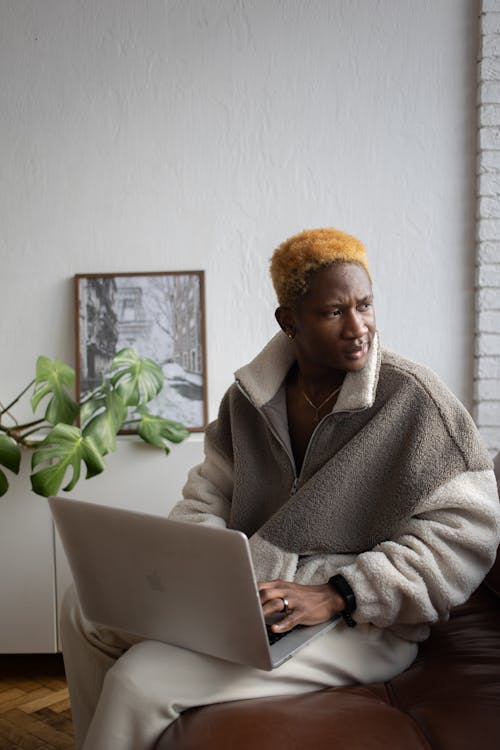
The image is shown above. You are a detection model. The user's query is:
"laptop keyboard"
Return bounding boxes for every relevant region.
[266,623,303,645]
[266,624,285,645]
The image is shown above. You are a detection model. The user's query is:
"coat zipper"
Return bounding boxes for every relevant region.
[235,379,338,498]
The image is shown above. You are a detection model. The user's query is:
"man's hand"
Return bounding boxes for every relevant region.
[258,579,345,633]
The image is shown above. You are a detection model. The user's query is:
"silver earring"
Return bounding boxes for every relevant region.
[288,333,294,340]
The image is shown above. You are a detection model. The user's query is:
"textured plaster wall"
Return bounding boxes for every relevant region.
[0,0,481,651]
[1,0,477,418]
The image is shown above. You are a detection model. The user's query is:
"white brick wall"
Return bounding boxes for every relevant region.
[477,0,500,454]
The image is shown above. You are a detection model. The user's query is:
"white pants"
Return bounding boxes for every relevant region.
[60,586,418,750]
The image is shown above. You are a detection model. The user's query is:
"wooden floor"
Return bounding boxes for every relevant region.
[0,655,75,750]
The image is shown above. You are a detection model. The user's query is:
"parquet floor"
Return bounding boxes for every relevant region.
[0,655,75,750]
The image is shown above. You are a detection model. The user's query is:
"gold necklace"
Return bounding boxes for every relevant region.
[300,383,342,424]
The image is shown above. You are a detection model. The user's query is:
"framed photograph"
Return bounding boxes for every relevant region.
[75,271,207,431]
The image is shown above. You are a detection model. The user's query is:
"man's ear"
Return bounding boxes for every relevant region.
[275,306,295,338]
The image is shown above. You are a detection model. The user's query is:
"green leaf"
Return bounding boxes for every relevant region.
[0,436,21,498]
[0,470,8,497]
[31,356,79,425]
[30,424,104,497]
[0,435,21,474]
[136,406,189,454]
[80,380,127,454]
[109,349,164,407]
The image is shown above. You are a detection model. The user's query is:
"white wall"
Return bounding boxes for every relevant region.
[1,0,477,417]
[0,0,479,652]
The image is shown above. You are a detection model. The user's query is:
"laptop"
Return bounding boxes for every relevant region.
[49,495,339,671]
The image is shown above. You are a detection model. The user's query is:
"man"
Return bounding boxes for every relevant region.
[61,228,500,749]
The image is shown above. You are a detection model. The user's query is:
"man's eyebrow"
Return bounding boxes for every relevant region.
[323,294,373,306]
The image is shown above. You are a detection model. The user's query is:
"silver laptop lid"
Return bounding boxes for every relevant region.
[50,496,339,671]
[50,496,275,669]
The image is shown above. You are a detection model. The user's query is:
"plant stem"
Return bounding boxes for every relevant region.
[0,379,36,418]
[10,417,46,432]
[18,424,49,441]
[0,419,47,443]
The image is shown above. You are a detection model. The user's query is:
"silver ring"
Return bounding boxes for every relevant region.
[281,596,291,616]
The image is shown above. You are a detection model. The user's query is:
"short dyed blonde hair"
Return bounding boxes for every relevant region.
[270,227,370,307]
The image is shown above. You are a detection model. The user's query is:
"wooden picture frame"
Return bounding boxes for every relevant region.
[75,271,207,432]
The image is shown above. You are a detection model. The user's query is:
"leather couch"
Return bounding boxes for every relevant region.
[156,455,500,750]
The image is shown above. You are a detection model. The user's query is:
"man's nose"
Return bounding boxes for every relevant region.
[343,309,367,338]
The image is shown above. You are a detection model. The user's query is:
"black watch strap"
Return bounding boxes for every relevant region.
[328,574,357,628]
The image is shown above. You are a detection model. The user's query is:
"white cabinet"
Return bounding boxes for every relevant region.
[0,450,58,652]
[0,435,204,653]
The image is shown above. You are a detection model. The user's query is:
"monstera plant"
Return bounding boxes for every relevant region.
[0,348,189,498]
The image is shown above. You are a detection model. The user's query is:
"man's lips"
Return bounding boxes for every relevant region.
[344,340,369,359]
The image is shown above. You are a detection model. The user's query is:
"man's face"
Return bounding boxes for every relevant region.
[284,263,376,374]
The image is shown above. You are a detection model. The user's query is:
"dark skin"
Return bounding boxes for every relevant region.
[258,262,376,633]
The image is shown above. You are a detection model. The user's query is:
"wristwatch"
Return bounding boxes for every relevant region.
[328,574,357,628]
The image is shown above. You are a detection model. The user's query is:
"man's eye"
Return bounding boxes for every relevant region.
[358,303,371,311]
[327,309,341,318]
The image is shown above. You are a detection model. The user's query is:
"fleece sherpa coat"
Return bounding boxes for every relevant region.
[170,332,500,642]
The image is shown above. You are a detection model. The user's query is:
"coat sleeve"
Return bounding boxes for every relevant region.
[336,468,500,636]
[168,393,234,527]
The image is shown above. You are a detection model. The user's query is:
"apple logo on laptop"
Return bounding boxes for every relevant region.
[146,570,166,592]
